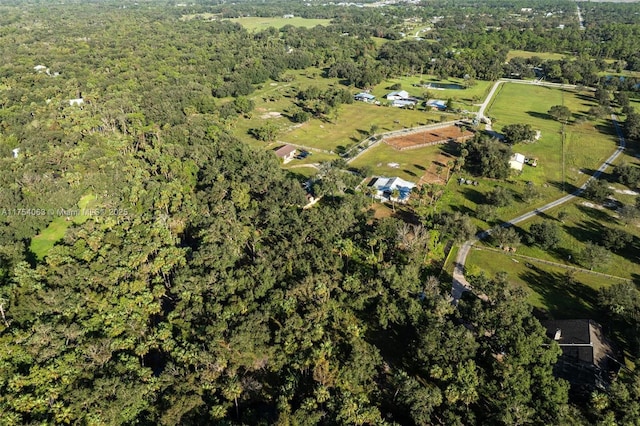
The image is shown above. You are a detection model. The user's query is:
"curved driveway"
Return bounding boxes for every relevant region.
[451,112,627,303]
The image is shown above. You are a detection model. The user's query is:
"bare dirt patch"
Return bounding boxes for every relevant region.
[417,149,457,186]
[385,125,474,150]
[261,111,282,119]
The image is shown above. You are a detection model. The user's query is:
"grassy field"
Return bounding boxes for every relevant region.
[436,83,621,230]
[488,84,618,186]
[349,142,454,183]
[232,72,484,158]
[281,103,450,153]
[30,194,94,259]
[506,50,570,62]
[228,17,331,31]
[465,247,624,321]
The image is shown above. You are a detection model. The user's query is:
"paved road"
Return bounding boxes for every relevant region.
[577,4,585,30]
[451,112,627,304]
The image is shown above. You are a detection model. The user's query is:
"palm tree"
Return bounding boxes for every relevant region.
[390,188,401,212]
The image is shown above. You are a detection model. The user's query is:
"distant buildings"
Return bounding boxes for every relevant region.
[391,99,416,108]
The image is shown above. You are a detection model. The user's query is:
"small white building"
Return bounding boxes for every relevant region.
[69,98,84,106]
[275,144,297,164]
[509,153,526,171]
[11,148,20,158]
[34,65,47,72]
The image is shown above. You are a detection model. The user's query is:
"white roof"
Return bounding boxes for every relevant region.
[355,92,376,99]
[386,90,409,99]
[511,153,525,164]
[370,176,416,200]
[509,153,526,170]
[69,98,84,106]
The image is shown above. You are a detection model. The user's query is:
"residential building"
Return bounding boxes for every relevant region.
[354,92,376,103]
[368,176,416,201]
[542,319,620,391]
[274,144,297,164]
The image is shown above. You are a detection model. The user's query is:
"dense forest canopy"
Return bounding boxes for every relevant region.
[1,0,640,424]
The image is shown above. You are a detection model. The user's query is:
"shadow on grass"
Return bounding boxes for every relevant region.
[520,264,600,319]
[461,187,485,205]
[450,205,474,216]
[564,218,606,245]
[403,169,417,177]
[575,204,615,223]
[548,180,583,196]
[526,110,553,121]
[414,164,426,171]
[595,123,618,137]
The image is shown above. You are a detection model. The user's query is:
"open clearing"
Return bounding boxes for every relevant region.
[280,103,451,152]
[30,194,95,259]
[228,17,331,31]
[506,50,570,62]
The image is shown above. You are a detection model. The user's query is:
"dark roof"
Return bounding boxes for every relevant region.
[541,319,613,369]
[274,144,296,158]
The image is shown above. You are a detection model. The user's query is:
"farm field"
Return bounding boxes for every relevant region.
[230,69,460,154]
[384,125,473,150]
[487,84,618,187]
[228,16,332,31]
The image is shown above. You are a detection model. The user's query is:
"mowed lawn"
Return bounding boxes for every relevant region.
[437,83,621,229]
[465,248,622,321]
[349,142,452,183]
[228,17,331,31]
